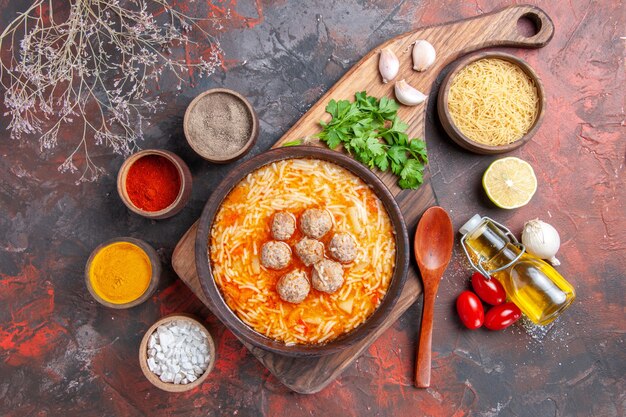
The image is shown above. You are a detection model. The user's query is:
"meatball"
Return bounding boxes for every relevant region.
[300,208,333,239]
[271,212,296,241]
[311,259,344,294]
[328,233,358,263]
[276,270,310,304]
[294,237,324,266]
[261,241,291,270]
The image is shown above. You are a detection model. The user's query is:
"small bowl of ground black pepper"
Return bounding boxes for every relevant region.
[117,149,192,219]
[183,88,258,163]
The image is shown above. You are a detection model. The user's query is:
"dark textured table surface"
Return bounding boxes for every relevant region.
[1,1,624,416]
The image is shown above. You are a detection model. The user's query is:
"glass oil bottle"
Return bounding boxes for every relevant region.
[460,215,575,325]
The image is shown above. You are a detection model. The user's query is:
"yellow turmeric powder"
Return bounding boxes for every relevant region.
[89,242,152,304]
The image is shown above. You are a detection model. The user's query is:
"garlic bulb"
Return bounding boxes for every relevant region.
[522,219,561,266]
[412,40,436,71]
[394,79,427,106]
[378,48,399,83]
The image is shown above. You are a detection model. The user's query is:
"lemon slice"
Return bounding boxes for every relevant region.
[482,157,537,209]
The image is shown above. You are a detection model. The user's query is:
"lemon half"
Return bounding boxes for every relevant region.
[482,157,537,209]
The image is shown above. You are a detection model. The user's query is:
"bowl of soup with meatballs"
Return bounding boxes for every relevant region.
[195,146,409,356]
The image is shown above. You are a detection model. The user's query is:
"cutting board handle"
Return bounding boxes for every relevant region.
[393,5,555,57]
[476,4,554,48]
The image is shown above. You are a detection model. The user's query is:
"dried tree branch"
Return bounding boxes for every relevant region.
[1,0,223,183]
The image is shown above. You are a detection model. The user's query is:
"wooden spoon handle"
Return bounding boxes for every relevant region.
[415,288,438,388]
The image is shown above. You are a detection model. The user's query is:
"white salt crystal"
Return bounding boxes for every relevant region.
[145,320,211,386]
[159,330,175,350]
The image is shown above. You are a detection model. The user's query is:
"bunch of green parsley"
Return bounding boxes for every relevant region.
[316,91,428,190]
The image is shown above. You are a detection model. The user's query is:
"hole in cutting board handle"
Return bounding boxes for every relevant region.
[517,12,542,38]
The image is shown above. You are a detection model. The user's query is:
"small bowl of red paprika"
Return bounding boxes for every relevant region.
[117,149,192,219]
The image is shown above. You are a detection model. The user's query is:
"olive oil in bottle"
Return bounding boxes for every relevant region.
[460,215,575,325]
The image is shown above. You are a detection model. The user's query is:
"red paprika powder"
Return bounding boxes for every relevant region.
[125,155,181,212]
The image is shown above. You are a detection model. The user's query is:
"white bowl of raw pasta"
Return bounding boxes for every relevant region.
[195,147,409,356]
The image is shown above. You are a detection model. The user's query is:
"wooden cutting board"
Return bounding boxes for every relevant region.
[172,4,554,394]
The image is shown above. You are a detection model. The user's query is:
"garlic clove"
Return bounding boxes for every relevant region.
[379,48,399,83]
[521,219,562,266]
[412,40,436,72]
[394,79,427,106]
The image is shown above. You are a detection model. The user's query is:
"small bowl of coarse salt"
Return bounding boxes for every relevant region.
[139,314,216,392]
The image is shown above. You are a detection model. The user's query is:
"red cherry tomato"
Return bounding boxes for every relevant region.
[456,291,484,329]
[484,302,522,330]
[471,272,506,305]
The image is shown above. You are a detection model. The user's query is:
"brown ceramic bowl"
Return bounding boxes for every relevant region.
[183,88,259,163]
[437,51,546,154]
[117,149,192,219]
[194,146,410,357]
[139,314,216,392]
[85,237,161,309]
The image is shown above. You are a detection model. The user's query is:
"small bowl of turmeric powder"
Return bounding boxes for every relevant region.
[85,237,161,309]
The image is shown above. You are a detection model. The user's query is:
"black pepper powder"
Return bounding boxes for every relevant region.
[186,92,253,159]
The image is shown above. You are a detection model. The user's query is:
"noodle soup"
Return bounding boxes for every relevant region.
[209,158,396,345]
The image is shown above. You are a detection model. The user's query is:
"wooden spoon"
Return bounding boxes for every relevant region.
[414,206,454,388]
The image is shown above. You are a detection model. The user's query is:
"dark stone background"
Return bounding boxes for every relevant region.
[0,1,624,416]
